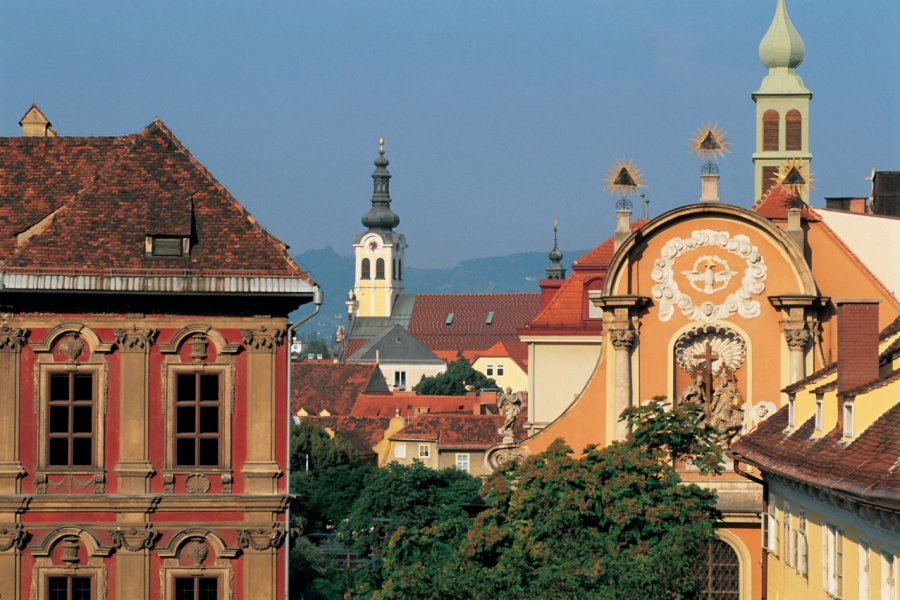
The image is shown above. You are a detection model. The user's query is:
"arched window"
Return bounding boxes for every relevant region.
[763,110,779,151]
[398,259,402,281]
[693,538,741,599]
[361,258,371,280]
[375,258,385,280]
[786,110,802,151]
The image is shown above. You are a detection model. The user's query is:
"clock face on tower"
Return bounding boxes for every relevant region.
[367,238,380,252]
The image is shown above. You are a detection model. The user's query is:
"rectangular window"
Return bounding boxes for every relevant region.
[418,444,430,458]
[883,553,896,600]
[788,395,795,427]
[859,543,870,600]
[394,443,406,459]
[763,502,778,555]
[496,364,504,377]
[393,371,406,391]
[47,575,91,600]
[151,237,185,257]
[823,524,843,597]
[783,502,793,568]
[843,402,854,438]
[456,454,469,473]
[47,372,95,467]
[486,365,494,376]
[798,515,808,577]
[815,395,823,431]
[174,576,218,600]
[175,373,221,467]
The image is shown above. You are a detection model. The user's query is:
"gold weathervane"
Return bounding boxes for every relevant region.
[603,159,645,197]
[378,137,385,151]
[773,159,814,195]
[690,123,730,160]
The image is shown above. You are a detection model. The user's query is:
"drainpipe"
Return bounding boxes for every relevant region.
[285,286,323,600]
[734,458,767,600]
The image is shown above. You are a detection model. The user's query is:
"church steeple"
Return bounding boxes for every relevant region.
[545,218,565,280]
[361,138,400,232]
[352,138,407,319]
[752,0,812,202]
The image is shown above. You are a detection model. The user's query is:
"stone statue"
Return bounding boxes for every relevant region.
[678,367,707,407]
[708,367,744,442]
[497,387,522,441]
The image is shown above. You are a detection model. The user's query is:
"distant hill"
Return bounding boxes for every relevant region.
[292,246,588,338]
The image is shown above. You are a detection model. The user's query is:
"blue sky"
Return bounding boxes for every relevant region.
[1,1,897,268]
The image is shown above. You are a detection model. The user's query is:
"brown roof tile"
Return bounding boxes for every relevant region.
[752,183,822,222]
[390,413,525,449]
[291,361,386,416]
[303,415,391,453]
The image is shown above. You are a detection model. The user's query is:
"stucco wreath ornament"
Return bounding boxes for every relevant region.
[651,230,767,323]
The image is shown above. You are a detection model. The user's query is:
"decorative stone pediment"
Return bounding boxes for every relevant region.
[236,524,285,551]
[30,324,114,354]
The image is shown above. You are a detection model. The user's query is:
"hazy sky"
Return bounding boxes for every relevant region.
[1,1,897,268]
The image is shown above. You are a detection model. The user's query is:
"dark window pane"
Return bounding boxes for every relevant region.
[73,406,92,433]
[177,438,196,466]
[199,407,218,434]
[177,407,196,434]
[199,577,218,599]
[50,374,69,401]
[48,576,67,599]
[72,576,91,600]
[199,438,219,466]
[49,438,69,466]
[72,438,92,466]
[73,374,92,401]
[199,374,219,401]
[49,406,69,433]
[175,577,194,599]
[177,374,196,401]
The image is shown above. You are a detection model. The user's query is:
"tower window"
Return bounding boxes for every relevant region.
[375,258,385,280]
[763,110,779,151]
[786,110,802,151]
[762,166,778,195]
[398,259,402,281]
[361,258,371,280]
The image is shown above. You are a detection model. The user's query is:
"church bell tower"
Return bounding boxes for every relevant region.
[752,0,812,202]
[352,138,407,318]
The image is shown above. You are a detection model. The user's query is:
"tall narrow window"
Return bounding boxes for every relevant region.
[48,373,94,467]
[361,258,371,280]
[375,258,385,280]
[788,395,795,427]
[784,502,793,568]
[175,373,221,467]
[823,524,843,597]
[394,371,407,391]
[785,110,802,151]
[763,109,780,151]
[762,166,779,195]
[843,402,854,438]
[859,542,870,600]
[815,395,823,431]
[48,575,92,600]
[798,515,808,577]
[174,576,218,600]
[397,259,402,281]
[763,502,778,554]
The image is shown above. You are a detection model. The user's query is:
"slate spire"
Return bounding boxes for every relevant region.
[361,137,400,232]
[545,218,566,280]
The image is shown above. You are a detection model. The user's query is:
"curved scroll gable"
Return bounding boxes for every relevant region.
[601,203,817,299]
[29,526,113,558]
[156,528,240,560]
[157,325,241,355]
[30,324,114,354]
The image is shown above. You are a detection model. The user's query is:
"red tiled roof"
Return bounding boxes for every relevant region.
[751,183,821,222]
[524,222,646,334]
[732,403,900,510]
[291,361,384,416]
[0,120,310,280]
[408,293,539,352]
[350,391,482,419]
[390,413,526,449]
[303,415,391,453]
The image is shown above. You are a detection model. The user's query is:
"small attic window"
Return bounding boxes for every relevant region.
[147,236,188,257]
[485,311,495,325]
[445,313,455,326]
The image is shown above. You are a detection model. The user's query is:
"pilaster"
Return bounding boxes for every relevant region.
[110,524,158,600]
[114,328,157,493]
[0,325,27,494]
[240,327,284,494]
[770,295,826,386]
[238,524,284,600]
[0,523,27,600]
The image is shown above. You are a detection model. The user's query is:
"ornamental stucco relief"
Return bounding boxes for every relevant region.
[651,229,767,323]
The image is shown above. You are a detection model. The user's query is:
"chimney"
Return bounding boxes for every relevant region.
[785,206,805,249]
[836,300,880,394]
[19,104,57,137]
[699,171,719,202]
[614,207,631,250]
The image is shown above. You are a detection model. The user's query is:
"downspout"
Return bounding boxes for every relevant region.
[285,286,323,600]
[734,457,767,600]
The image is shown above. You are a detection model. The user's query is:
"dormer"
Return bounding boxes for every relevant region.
[19,104,57,137]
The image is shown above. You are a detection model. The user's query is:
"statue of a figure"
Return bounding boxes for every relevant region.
[678,367,707,407]
[497,387,522,440]
[708,367,744,442]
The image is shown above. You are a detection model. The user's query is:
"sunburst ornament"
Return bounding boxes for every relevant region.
[690,123,730,160]
[773,160,814,196]
[604,159,645,200]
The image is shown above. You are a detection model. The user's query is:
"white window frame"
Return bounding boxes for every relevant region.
[783,502,793,569]
[496,364,504,377]
[859,542,870,600]
[815,395,824,431]
[797,515,808,577]
[788,394,795,427]
[393,443,407,459]
[418,444,430,459]
[455,453,469,473]
[763,502,778,555]
[843,402,854,438]
[485,364,493,376]
[823,524,843,598]
[394,370,407,391]
[882,552,896,600]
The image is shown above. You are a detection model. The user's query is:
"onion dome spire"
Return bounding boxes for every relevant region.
[361,137,400,232]
[545,218,566,280]
[756,0,809,94]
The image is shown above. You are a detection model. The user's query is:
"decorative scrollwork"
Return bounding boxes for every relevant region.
[485,442,529,472]
[237,524,285,551]
[114,328,157,352]
[0,524,28,552]
[58,333,84,362]
[221,473,233,494]
[109,525,159,552]
[609,328,636,350]
[182,539,209,565]
[784,327,810,351]
[675,325,747,374]
[0,324,28,352]
[185,473,211,494]
[163,474,175,494]
[240,327,285,353]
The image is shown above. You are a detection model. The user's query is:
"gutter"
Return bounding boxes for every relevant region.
[284,286,323,600]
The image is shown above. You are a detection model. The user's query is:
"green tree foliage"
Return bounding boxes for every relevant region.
[376,398,723,599]
[413,355,497,395]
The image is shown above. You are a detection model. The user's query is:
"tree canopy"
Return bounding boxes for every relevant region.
[413,355,497,395]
